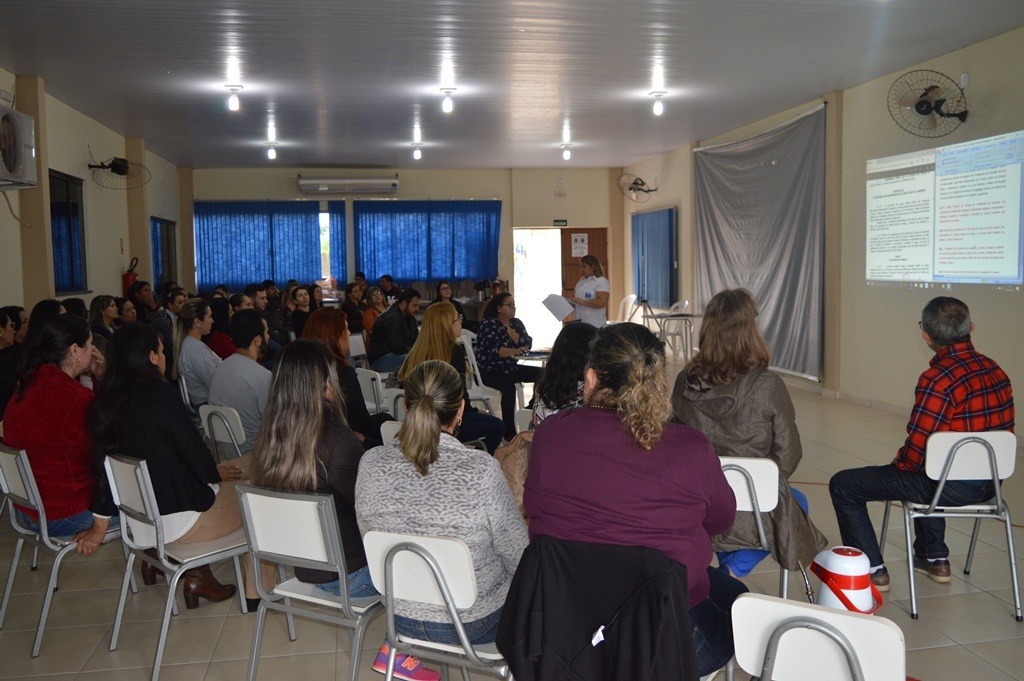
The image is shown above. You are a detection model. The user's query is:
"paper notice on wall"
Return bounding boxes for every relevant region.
[571,233,588,256]
[542,294,575,321]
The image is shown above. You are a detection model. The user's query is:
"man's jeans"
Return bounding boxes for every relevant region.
[371,353,407,373]
[830,463,994,566]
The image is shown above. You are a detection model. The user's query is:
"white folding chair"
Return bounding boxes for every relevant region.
[356,367,387,415]
[730,593,905,681]
[514,409,533,434]
[608,293,637,324]
[176,376,194,412]
[720,457,789,598]
[460,330,500,415]
[662,299,690,356]
[878,431,1021,621]
[104,454,249,681]
[198,404,246,461]
[348,332,369,368]
[235,485,383,681]
[363,531,512,680]
[380,420,402,443]
[0,445,126,657]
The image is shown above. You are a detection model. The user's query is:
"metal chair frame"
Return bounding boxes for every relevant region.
[877,432,1021,620]
[721,458,789,598]
[0,445,128,657]
[364,532,512,680]
[198,404,245,461]
[104,453,248,681]
[235,484,383,681]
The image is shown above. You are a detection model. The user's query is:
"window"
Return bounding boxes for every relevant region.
[353,200,500,280]
[151,217,177,289]
[631,207,677,308]
[194,201,346,290]
[50,170,87,294]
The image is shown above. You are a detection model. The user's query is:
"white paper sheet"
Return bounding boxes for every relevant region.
[542,294,575,321]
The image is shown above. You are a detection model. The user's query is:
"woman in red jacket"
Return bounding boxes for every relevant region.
[2,314,112,555]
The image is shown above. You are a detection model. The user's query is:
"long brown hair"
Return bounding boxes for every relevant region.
[399,360,464,476]
[684,289,770,385]
[397,302,459,382]
[585,322,670,450]
[250,340,347,491]
[301,307,350,367]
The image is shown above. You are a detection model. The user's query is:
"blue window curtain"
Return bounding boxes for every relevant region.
[327,201,347,282]
[631,207,677,308]
[353,200,500,281]
[150,218,165,286]
[194,201,321,291]
[50,172,86,293]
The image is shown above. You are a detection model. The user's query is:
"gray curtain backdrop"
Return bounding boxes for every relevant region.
[693,106,825,379]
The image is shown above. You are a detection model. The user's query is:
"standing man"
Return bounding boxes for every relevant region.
[367,288,421,373]
[149,288,187,371]
[830,297,1014,591]
[208,310,272,454]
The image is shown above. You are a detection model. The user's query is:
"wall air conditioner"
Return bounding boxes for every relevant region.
[297,177,399,195]
[0,105,37,191]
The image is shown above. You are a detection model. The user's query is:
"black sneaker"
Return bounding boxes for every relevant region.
[913,557,952,583]
[870,567,890,592]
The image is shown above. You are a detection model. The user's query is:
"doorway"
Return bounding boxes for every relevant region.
[513,227,609,350]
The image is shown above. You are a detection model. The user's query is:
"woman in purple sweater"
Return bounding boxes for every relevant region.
[524,322,746,677]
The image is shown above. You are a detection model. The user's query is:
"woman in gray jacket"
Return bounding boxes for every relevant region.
[671,289,827,576]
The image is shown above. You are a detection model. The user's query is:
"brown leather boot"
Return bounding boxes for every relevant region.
[140,548,161,586]
[182,565,237,609]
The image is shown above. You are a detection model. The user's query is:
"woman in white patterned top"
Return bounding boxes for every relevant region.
[355,360,528,645]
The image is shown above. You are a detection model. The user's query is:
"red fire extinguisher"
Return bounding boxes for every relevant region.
[122,257,139,296]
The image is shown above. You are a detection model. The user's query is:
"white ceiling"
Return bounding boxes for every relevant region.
[1,0,1022,170]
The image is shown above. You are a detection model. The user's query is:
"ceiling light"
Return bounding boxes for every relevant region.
[265,143,277,160]
[650,91,666,116]
[413,124,422,144]
[561,144,572,161]
[441,88,456,114]
[412,143,423,160]
[562,121,571,145]
[226,85,243,111]
[267,122,277,142]
[650,91,667,116]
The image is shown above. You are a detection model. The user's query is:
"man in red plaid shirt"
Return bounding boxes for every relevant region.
[830,297,1014,591]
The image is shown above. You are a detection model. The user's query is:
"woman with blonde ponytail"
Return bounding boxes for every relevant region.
[356,360,528,647]
[172,297,220,406]
[525,322,746,677]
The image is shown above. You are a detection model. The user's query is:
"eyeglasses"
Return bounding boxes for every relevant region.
[917,321,924,329]
[502,302,516,308]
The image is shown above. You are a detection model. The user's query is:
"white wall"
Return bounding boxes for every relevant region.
[839,26,1024,410]
[622,25,1024,411]
[46,95,130,300]
[0,66,24,305]
[0,69,180,308]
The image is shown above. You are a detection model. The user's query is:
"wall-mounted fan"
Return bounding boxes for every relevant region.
[88,156,152,189]
[887,70,968,138]
[617,173,657,203]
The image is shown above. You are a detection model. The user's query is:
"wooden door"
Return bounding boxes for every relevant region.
[560,228,609,320]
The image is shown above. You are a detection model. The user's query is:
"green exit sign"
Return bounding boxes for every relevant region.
[553,219,568,226]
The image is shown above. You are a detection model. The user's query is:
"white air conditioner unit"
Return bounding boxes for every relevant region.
[0,105,37,191]
[297,177,399,195]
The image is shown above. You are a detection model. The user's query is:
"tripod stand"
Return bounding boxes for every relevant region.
[626,254,655,325]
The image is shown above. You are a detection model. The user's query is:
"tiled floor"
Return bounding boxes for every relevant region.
[1,368,1023,680]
